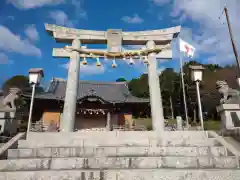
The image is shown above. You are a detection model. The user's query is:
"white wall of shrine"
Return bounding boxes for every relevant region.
[74,115,106,130]
[74,113,119,130]
[40,110,127,131]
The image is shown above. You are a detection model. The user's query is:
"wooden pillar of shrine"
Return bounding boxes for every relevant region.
[106,112,111,131]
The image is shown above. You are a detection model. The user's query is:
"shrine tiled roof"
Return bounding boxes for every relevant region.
[22,78,149,104]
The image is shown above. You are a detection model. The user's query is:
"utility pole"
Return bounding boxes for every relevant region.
[224,6,240,78]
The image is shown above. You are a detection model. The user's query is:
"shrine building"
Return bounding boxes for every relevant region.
[21,78,150,131]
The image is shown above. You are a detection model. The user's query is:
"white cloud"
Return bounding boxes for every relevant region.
[0,52,9,64]
[0,16,15,24]
[152,0,171,5]
[0,25,41,57]
[122,14,144,24]
[24,25,39,42]
[49,10,74,27]
[61,62,105,75]
[152,0,240,65]
[8,0,65,9]
[71,0,87,19]
[7,16,15,20]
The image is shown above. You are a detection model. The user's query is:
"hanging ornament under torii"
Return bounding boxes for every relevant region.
[129,55,135,65]
[81,45,88,65]
[104,54,108,61]
[112,57,117,68]
[96,57,102,67]
[143,56,149,64]
[138,52,142,61]
[82,55,87,65]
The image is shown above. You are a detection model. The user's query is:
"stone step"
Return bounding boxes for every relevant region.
[0,156,239,171]
[1,169,240,180]
[8,146,227,159]
[17,138,220,148]
[26,131,209,141]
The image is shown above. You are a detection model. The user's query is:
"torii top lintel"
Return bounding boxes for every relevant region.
[45,24,181,45]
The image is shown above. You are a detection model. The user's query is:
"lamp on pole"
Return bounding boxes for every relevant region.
[27,68,44,132]
[189,65,205,130]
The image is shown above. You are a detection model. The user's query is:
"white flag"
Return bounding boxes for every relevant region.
[179,38,196,58]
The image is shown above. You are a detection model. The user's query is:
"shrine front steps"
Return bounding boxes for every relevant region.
[18,131,215,148]
[17,138,220,148]
[1,131,240,179]
[25,131,209,141]
[2,146,238,173]
[8,146,228,159]
[1,169,240,180]
[0,156,239,172]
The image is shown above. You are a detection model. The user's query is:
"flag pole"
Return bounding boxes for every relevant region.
[180,51,189,129]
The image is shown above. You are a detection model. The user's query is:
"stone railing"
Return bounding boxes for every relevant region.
[76,125,147,132]
[208,131,240,167]
[77,128,107,132]
[0,136,12,144]
[219,128,240,143]
[30,122,59,132]
[0,132,26,159]
[113,125,146,131]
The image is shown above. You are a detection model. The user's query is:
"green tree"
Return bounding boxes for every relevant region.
[181,60,225,122]
[116,77,127,82]
[160,68,179,118]
[128,74,149,98]
[2,75,29,95]
[2,75,45,95]
[127,60,239,122]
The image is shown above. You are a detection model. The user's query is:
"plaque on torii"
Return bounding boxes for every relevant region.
[45,23,181,132]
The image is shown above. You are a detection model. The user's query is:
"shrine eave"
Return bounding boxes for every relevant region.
[21,93,149,104]
[21,79,150,104]
[21,93,63,101]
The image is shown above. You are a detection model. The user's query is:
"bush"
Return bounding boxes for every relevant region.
[204,120,220,131]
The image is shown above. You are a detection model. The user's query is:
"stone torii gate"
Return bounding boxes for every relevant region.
[45,24,181,132]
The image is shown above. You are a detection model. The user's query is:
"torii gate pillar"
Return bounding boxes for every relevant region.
[147,41,165,132]
[60,39,81,132]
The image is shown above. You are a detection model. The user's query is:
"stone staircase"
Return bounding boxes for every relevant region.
[0,131,240,179]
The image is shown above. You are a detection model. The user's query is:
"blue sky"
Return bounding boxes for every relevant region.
[0,0,239,86]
